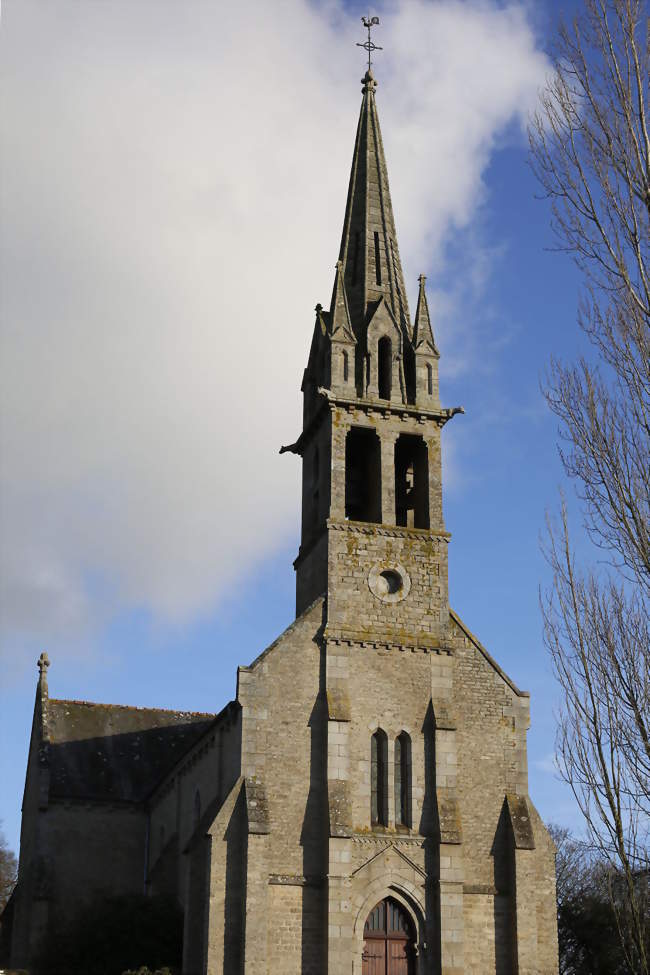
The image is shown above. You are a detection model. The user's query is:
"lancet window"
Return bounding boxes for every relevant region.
[371,729,388,826]
[395,732,412,828]
[378,336,392,400]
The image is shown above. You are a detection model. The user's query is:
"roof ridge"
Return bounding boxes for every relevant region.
[49,697,216,717]
[449,609,529,698]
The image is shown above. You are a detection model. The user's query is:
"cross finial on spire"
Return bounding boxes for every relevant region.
[357,15,382,73]
[38,651,50,679]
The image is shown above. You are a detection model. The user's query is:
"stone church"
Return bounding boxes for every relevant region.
[5,67,558,974]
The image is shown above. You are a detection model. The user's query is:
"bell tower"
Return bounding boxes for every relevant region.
[283,68,462,648]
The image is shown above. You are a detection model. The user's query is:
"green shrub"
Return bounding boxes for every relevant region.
[122,969,174,975]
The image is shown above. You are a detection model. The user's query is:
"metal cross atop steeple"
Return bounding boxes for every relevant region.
[357,15,382,72]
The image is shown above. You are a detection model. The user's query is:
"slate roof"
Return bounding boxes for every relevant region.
[46,699,216,803]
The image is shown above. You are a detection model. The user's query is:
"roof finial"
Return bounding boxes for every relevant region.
[357,15,382,74]
[38,651,50,680]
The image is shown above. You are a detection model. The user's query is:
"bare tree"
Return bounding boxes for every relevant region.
[529,0,649,970]
[543,512,649,968]
[0,826,17,913]
[550,823,648,974]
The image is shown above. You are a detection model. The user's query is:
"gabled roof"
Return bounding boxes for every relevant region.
[46,699,216,803]
[449,609,529,698]
[365,293,404,343]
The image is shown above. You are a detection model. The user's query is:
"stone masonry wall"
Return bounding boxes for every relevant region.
[234,598,328,972]
[171,582,558,975]
[327,523,449,648]
[38,803,145,931]
[296,401,446,617]
[10,725,43,967]
[148,710,241,906]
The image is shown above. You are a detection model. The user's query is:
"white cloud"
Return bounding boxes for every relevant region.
[0,0,548,650]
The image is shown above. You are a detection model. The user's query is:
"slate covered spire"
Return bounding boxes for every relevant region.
[338,69,411,337]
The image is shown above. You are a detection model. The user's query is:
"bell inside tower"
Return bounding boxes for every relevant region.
[395,435,429,529]
[345,427,382,523]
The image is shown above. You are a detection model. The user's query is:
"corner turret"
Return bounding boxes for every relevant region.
[413,274,440,406]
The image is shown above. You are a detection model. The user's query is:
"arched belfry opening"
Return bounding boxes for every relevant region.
[395,435,429,529]
[378,336,392,400]
[345,427,381,523]
[362,898,416,974]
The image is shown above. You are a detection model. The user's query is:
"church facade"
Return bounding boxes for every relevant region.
[6,68,558,975]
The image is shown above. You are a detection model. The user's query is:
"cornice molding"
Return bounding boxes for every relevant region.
[328,519,450,543]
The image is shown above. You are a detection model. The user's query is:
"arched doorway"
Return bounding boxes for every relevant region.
[362,897,415,974]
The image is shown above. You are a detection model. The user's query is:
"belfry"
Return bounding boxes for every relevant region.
[6,57,559,975]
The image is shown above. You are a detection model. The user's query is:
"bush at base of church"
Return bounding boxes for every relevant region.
[122,968,174,975]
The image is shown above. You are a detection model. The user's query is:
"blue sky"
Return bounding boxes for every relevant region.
[0,0,588,855]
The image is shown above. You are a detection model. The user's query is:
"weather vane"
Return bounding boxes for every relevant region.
[357,15,382,72]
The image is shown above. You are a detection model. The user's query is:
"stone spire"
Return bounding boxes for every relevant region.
[328,260,355,341]
[413,274,439,355]
[337,69,411,338]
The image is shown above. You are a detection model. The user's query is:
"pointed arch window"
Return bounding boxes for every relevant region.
[427,362,433,396]
[342,350,349,384]
[395,732,412,828]
[371,729,388,826]
[378,336,392,400]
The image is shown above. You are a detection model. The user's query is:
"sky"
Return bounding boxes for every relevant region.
[0,0,588,855]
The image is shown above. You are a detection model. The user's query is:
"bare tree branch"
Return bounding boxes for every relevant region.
[531,1,650,969]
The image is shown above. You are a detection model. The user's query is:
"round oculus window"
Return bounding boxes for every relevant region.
[368,563,411,603]
[378,570,402,595]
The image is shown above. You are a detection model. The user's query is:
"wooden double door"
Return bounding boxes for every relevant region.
[362,897,415,975]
